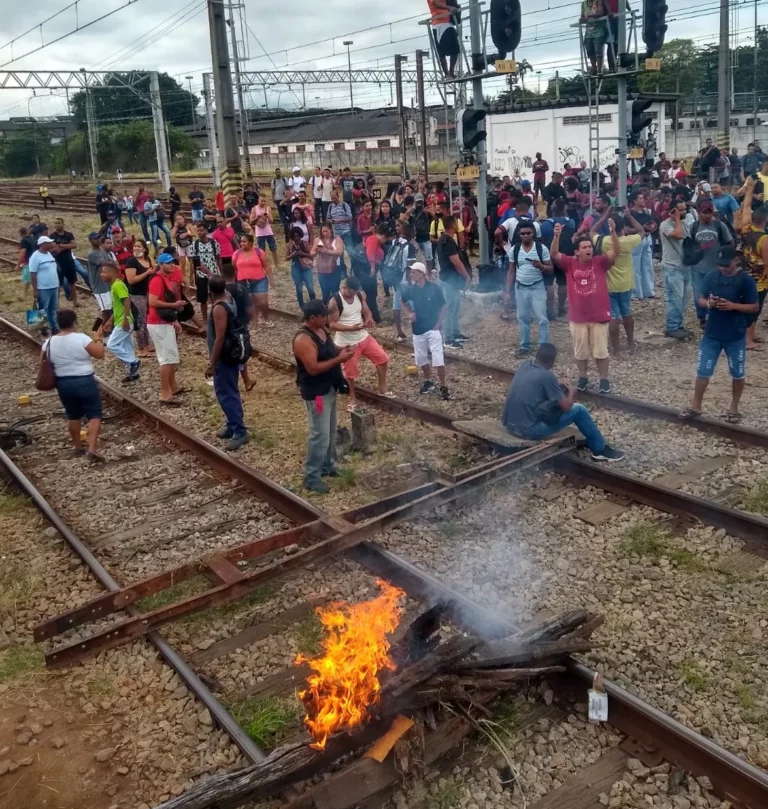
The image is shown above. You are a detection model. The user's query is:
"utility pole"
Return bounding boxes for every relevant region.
[343,41,354,112]
[208,0,243,197]
[717,0,731,154]
[202,73,221,186]
[416,49,429,182]
[616,2,628,205]
[185,75,196,127]
[555,70,561,100]
[81,68,98,180]
[395,54,408,181]
[468,0,488,263]
[227,1,251,179]
[754,0,758,141]
[150,71,171,192]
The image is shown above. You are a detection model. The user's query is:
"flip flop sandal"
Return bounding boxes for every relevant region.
[747,345,764,351]
[245,382,256,392]
[381,391,397,399]
[677,408,702,420]
[171,387,190,396]
[159,399,183,407]
[721,412,743,424]
[347,403,358,413]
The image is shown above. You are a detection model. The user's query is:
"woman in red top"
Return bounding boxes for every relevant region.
[215,189,225,215]
[233,232,273,327]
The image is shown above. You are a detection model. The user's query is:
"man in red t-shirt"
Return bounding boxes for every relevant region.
[361,227,389,324]
[147,253,186,404]
[532,153,549,203]
[551,224,615,393]
[211,215,238,263]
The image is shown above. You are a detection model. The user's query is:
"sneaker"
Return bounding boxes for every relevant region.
[225,432,249,451]
[664,329,689,340]
[322,468,340,478]
[598,378,611,394]
[304,478,330,494]
[576,377,589,392]
[445,341,464,349]
[129,359,141,376]
[591,444,625,462]
[455,333,470,341]
[440,385,452,400]
[216,426,233,439]
[122,372,140,383]
[420,380,436,395]
[516,347,532,359]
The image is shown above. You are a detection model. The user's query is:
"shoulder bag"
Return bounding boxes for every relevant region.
[35,338,56,391]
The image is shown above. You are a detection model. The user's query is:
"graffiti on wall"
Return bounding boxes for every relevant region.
[492,146,534,178]
[558,144,617,170]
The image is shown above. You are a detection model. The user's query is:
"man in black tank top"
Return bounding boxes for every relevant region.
[293,300,355,493]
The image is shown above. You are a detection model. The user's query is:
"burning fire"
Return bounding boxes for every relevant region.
[297,580,405,750]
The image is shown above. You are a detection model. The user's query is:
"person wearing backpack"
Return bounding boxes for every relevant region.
[495,202,542,321]
[207,276,250,451]
[540,200,576,320]
[502,223,553,358]
[688,201,733,330]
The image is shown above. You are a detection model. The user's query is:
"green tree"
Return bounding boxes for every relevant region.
[0,127,52,176]
[638,39,702,96]
[69,72,198,130]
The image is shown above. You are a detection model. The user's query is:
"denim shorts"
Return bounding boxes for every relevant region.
[609,290,632,319]
[245,277,269,294]
[257,235,277,252]
[392,283,403,311]
[696,334,746,380]
[55,374,103,420]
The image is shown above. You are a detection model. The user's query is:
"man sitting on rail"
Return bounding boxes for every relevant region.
[502,343,625,462]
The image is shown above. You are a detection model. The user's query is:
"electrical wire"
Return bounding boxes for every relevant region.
[0,1,81,52]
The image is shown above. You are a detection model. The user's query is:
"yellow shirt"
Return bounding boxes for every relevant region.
[39,186,48,197]
[598,233,641,293]
[430,218,465,243]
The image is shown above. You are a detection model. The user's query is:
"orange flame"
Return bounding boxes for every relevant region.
[297,580,405,750]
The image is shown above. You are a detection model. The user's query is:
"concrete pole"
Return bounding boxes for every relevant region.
[617,2,628,205]
[227,1,251,178]
[717,0,731,153]
[468,0,488,263]
[416,49,429,183]
[81,69,98,180]
[150,72,171,192]
[395,55,408,181]
[754,0,758,142]
[202,73,221,186]
[208,0,243,197]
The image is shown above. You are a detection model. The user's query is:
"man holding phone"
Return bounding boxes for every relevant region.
[679,246,758,424]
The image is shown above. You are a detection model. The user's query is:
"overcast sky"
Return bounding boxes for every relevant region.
[0,0,764,120]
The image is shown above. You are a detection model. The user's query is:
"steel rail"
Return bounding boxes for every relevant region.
[0,447,265,765]
[267,305,768,450]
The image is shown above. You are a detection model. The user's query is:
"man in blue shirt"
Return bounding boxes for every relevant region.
[502,223,553,358]
[710,183,740,225]
[680,246,759,424]
[28,236,60,334]
[502,342,624,461]
[539,199,576,320]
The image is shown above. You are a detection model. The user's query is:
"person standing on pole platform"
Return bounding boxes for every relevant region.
[428,0,460,78]
[293,300,355,494]
[580,0,606,75]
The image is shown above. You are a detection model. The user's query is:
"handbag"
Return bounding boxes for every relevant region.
[35,338,56,391]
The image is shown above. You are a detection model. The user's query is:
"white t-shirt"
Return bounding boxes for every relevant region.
[310,175,324,199]
[287,175,306,194]
[43,333,94,377]
[321,177,335,203]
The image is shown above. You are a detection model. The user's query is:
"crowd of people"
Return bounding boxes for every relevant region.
[19,143,768,482]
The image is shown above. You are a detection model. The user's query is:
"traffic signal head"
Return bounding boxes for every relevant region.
[642,0,668,56]
[490,0,521,60]
[627,99,654,145]
[456,108,487,152]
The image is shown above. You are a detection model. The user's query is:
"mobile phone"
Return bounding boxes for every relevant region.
[752,173,759,181]
[92,317,103,332]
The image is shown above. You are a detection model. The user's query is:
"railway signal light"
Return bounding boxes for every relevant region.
[642,0,668,56]
[627,98,654,146]
[490,0,521,60]
[456,108,487,152]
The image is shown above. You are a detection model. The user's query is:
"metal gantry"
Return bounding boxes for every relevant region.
[236,69,441,86]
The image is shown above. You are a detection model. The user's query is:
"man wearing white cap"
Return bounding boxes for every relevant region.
[29,236,60,333]
[287,166,306,196]
[399,261,451,400]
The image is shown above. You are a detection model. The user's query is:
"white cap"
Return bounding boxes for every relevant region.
[292,165,301,172]
[37,235,54,245]
[701,182,712,192]
[409,261,427,274]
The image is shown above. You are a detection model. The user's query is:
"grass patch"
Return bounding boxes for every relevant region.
[489,694,530,738]
[0,491,29,515]
[741,479,768,515]
[421,782,462,809]
[0,562,40,618]
[137,577,209,613]
[620,522,706,570]
[250,429,276,449]
[0,645,45,684]
[86,673,116,697]
[294,612,324,656]
[435,518,462,540]
[378,431,412,452]
[190,584,278,626]
[737,685,757,711]
[228,695,301,748]
[335,467,357,490]
[205,404,222,428]
[678,658,710,692]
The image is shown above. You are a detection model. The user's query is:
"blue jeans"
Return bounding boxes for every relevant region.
[515,281,549,349]
[191,208,204,222]
[318,269,342,304]
[126,209,135,224]
[691,271,709,322]
[75,258,89,286]
[516,402,606,453]
[37,287,59,334]
[138,213,150,242]
[106,325,137,371]
[214,362,246,437]
[632,237,654,298]
[304,390,337,485]
[150,220,172,247]
[697,335,746,380]
[291,261,316,308]
[441,282,462,343]
[663,264,691,332]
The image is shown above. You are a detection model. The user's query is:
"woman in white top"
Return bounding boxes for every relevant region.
[312,222,345,304]
[42,309,106,461]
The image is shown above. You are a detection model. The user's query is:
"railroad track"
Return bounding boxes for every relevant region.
[0,314,766,808]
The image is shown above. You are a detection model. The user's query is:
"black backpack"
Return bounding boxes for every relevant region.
[213,300,252,366]
[512,240,545,268]
[333,290,364,315]
[682,220,729,266]
[593,234,607,255]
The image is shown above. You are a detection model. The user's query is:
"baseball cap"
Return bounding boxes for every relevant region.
[717,245,737,266]
[292,165,301,172]
[698,200,715,213]
[521,179,531,187]
[701,182,712,193]
[409,261,427,274]
[414,193,425,202]
[87,231,101,241]
[37,235,54,245]
[157,253,174,265]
